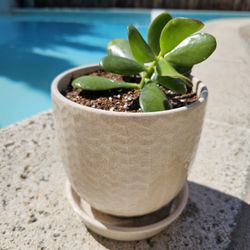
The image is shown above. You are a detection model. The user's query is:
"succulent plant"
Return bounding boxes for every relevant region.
[72,12,216,112]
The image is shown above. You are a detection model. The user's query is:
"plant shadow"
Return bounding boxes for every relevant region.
[0,20,106,94]
[88,181,250,250]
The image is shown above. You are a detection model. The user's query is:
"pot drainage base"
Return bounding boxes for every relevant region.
[66,181,188,241]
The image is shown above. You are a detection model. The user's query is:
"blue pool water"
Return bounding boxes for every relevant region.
[1,9,250,127]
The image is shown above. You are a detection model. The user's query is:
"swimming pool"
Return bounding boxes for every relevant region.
[1,9,250,127]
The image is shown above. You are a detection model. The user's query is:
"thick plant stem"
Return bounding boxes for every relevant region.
[139,54,162,89]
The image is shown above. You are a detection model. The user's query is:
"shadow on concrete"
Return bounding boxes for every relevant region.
[89,181,250,249]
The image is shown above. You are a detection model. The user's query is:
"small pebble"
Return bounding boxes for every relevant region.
[108,97,112,101]
[109,107,115,111]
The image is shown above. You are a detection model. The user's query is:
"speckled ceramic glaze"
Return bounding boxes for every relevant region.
[52,65,208,217]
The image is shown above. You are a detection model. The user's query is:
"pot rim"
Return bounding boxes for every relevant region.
[51,64,208,117]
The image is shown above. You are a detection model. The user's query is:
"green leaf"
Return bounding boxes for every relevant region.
[147,12,172,55]
[170,63,193,75]
[107,39,134,59]
[72,76,139,91]
[166,33,217,66]
[160,18,204,54]
[100,55,145,75]
[128,25,155,64]
[156,58,192,87]
[157,76,187,94]
[139,82,171,112]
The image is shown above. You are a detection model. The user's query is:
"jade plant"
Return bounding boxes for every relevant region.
[72,12,216,112]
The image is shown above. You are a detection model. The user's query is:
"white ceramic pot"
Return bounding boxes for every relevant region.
[52,64,208,217]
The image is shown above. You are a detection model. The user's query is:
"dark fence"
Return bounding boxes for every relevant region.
[18,0,250,11]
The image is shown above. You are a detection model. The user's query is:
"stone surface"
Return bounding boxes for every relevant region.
[193,18,250,128]
[1,18,250,249]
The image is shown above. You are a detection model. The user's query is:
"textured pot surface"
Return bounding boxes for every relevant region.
[52,65,208,217]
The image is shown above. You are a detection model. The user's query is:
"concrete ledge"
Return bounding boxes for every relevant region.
[1,18,250,249]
